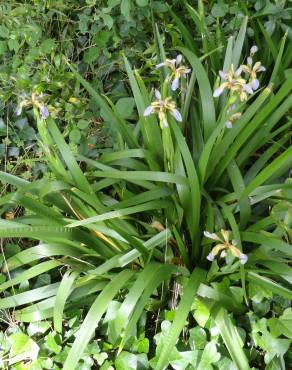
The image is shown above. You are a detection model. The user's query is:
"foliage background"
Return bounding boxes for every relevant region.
[0,1,292,369]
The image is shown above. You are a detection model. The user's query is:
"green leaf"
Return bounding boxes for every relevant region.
[67,62,138,148]
[212,308,249,370]
[83,47,100,64]
[102,14,114,29]
[54,270,79,333]
[115,351,138,370]
[156,268,206,370]
[123,55,162,160]
[0,25,9,38]
[63,270,133,370]
[8,38,19,52]
[199,341,221,369]
[189,327,207,350]
[136,0,148,6]
[121,0,131,19]
[27,321,51,336]
[69,128,81,143]
[268,308,292,339]
[211,3,228,17]
[0,40,7,54]
[231,16,248,69]
[40,38,56,54]
[178,47,216,139]
[9,333,39,365]
[247,272,292,300]
[45,332,62,354]
[115,97,135,119]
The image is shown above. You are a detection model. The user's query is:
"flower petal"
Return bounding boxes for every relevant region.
[161,118,168,128]
[250,45,258,55]
[219,70,227,79]
[206,252,215,262]
[171,77,180,91]
[235,67,242,77]
[176,54,183,65]
[258,65,266,72]
[243,84,254,94]
[16,105,23,116]
[155,90,161,100]
[251,79,260,90]
[143,105,154,116]
[225,121,233,129]
[40,105,49,119]
[239,253,248,265]
[203,231,220,241]
[156,62,166,69]
[247,57,253,66]
[170,109,182,122]
[213,86,224,98]
[221,229,230,243]
[220,250,227,258]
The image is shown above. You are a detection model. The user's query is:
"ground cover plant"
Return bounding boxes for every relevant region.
[0,1,292,369]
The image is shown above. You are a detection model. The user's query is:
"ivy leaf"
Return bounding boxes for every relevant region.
[27,321,51,336]
[192,298,210,327]
[78,14,90,34]
[211,3,229,18]
[40,38,56,54]
[94,30,112,47]
[198,341,221,369]
[252,319,290,364]
[102,14,114,29]
[136,0,148,6]
[115,97,135,119]
[45,332,62,354]
[69,128,82,143]
[83,47,100,64]
[8,39,20,52]
[269,308,292,339]
[189,327,207,350]
[116,351,137,369]
[0,41,7,55]
[121,0,131,20]
[8,333,39,365]
[0,25,9,38]
[170,351,199,370]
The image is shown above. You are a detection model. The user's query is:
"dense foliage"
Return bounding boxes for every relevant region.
[0,1,292,369]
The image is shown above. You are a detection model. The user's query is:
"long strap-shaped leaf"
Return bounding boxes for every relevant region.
[5,243,91,271]
[240,144,292,199]
[92,169,189,186]
[247,272,292,300]
[113,264,159,340]
[0,283,59,310]
[118,264,178,352]
[63,270,133,370]
[67,199,171,228]
[0,223,113,258]
[231,16,248,69]
[242,231,292,257]
[0,260,60,292]
[169,119,201,256]
[227,160,251,229]
[54,270,79,332]
[178,47,216,140]
[156,268,206,370]
[46,119,97,197]
[213,307,250,370]
[123,55,162,161]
